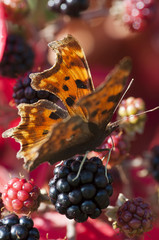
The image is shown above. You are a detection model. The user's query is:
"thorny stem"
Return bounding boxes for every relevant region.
[116,164,133,198]
[67,220,76,240]
[38,192,50,204]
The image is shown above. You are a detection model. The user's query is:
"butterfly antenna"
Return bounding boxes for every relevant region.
[113,78,134,114]
[112,105,159,126]
[73,151,89,181]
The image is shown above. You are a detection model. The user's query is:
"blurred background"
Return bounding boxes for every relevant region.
[0,0,159,239]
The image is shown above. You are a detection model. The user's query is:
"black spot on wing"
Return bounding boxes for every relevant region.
[75,79,87,89]
[70,58,84,68]
[63,85,69,91]
[84,101,91,107]
[91,109,98,117]
[108,93,121,103]
[101,109,109,115]
[43,130,49,135]
[49,112,60,120]
[66,96,75,106]
[65,76,70,81]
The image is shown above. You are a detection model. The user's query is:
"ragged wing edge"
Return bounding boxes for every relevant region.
[2,99,68,161]
[29,34,95,92]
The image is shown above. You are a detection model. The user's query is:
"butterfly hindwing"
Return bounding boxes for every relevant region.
[30,35,94,118]
[2,100,68,162]
[23,115,93,171]
[77,57,132,129]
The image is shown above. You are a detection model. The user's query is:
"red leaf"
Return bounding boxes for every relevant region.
[0,2,7,62]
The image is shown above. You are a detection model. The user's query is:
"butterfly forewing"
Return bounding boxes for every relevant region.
[30,35,94,119]
[77,57,132,129]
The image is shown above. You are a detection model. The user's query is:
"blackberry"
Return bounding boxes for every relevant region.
[13,74,58,105]
[0,213,40,239]
[115,197,153,238]
[150,145,159,182]
[99,130,130,167]
[48,0,90,17]
[0,34,35,78]
[49,156,113,222]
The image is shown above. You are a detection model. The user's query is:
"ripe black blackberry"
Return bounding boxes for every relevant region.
[150,145,159,182]
[0,33,35,78]
[49,156,113,222]
[0,213,40,239]
[13,74,58,105]
[48,0,90,17]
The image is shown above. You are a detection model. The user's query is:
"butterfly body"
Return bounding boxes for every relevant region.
[2,35,132,171]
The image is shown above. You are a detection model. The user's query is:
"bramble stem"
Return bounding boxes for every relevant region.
[67,220,76,240]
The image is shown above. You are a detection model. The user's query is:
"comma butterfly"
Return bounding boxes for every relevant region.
[2,35,132,171]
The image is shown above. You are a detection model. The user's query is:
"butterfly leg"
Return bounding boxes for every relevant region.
[73,151,89,181]
[95,148,110,152]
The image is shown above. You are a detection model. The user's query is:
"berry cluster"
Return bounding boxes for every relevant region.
[13,74,58,105]
[99,130,130,167]
[123,0,156,31]
[0,34,34,78]
[48,0,90,17]
[150,145,159,182]
[0,213,40,239]
[2,178,40,214]
[118,97,146,137]
[49,156,113,222]
[115,197,153,238]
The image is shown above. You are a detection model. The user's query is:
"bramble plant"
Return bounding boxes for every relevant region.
[0,1,158,240]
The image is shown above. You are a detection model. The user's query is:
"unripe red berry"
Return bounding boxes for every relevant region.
[118,97,146,138]
[2,178,40,214]
[114,197,153,238]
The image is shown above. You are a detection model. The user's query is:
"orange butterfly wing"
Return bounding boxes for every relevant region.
[30,34,94,118]
[77,57,132,129]
[3,100,68,163]
[24,115,93,170]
